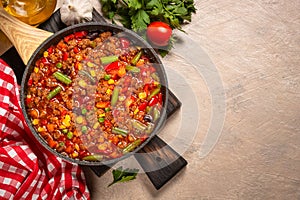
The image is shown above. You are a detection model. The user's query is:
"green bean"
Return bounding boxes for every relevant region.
[145,123,154,135]
[111,87,119,107]
[147,86,161,100]
[131,119,147,131]
[125,65,140,73]
[151,73,160,81]
[47,86,62,100]
[123,139,141,154]
[78,70,96,83]
[131,51,142,65]
[112,127,128,137]
[153,106,160,122]
[82,154,103,161]
[100,55,119,64]
[53,71,72,85]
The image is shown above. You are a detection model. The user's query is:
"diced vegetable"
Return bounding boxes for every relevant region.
[101,55,119,64]
[131,119,147,131]
[82,154,103,161]
[147,86,161,100]
[56,62,62,68]
[53,71,72,85]
[126,65,140,73]
[98,117,105,123]
[78,70,96,83]
[47,86,62,100]
[123,139,141,154]
[131,51,142,65]
[111,87,119,107]
[67,131,73,139]
[112,127,128,137]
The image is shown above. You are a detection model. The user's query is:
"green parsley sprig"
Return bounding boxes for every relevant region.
[99,0,196,32]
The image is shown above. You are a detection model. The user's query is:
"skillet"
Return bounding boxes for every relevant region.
[0,7,187,189]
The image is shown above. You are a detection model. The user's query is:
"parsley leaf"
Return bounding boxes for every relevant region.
[108,166,139,187]
[131,9,150,31]
[99,0,196,31]
[127,0,142,10]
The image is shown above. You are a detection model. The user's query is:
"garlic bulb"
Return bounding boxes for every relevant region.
[60,0,93,26]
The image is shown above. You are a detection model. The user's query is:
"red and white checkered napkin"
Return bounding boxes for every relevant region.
[0,59,90,200]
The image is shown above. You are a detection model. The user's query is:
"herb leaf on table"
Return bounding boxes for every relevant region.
[108,166,139,187]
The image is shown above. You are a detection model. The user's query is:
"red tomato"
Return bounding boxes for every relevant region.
[146,21,172,46]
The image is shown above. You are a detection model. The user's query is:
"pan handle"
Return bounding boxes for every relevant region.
[0,7,53,65]
[135,135,187,190]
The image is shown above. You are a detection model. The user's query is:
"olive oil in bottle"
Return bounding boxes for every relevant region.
[1,0,57,26]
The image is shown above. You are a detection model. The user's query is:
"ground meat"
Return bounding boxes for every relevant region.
[25,30,164,162]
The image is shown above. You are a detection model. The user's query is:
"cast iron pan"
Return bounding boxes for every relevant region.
[0,7,187,189]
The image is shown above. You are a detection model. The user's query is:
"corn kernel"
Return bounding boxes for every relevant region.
[93,122,99,129]
[138,92,147,99]
[34,67,39,73]
[99,113,105,117]
[43,51,48,57]
[37,127,45,132]
[153,81,159,86]
[90,70,96,77]
[75,54,83,61]
[75,116,84,124]
[62,114,71,127]
[107,79,114,84]
[118,95,126,101]
[134,108,139,115]
[78,80,87,87]
[59,125,66,129]
[71,151,79,158]
[74,143,80,152]
[87,61,94,67]
[77,63,82,70]
[98,143,108,151]
[106,89,112,95]
[32,119,39,125]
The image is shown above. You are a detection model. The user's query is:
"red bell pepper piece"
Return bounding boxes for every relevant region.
[26,97,32,105]
[148,95,159,106]
[149,66,156,73]
[64,34,74,43]
[120,38,130,49]
[73,46,79,54]
[143,84,150,95]
[62,52,68,61]
[28,78,33,86]
[138,102,148,111]
[47,46,54,54]
[41,57,50,65]
[74,31,87,39]
[104,61,120,72]
[104,119,112,128]
[41,119,48,126]
[158,92,163,104]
